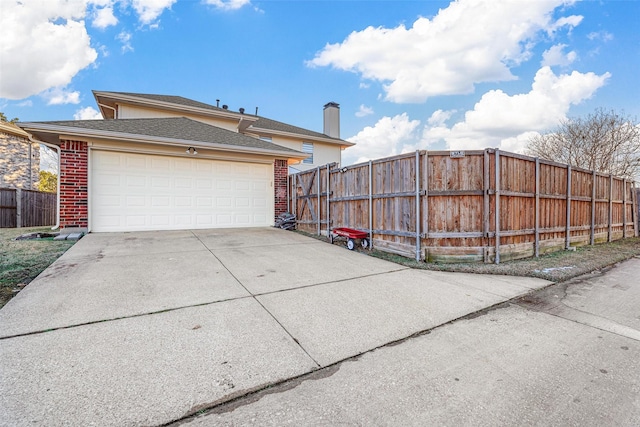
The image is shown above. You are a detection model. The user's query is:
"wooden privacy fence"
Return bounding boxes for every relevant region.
[0,188,57,228]
[289,149,638,263]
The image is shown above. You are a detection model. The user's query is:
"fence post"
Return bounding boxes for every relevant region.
[590,170,596,245]
[16,188,22,228]
[566,165,572,250]
[632,185,637,237]
[494,149,501,264]
[368,160,373,249]
[608,174,613,242]
[483,150,490,263]
[424,151,429,258]
[326,164,331,236]
[317,166,321,236]
[293,174,297,218]
[415,150,421,262]
[622,179,627,239]
[535,158,540,257]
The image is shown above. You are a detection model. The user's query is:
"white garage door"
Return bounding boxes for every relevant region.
[91,151,274,232]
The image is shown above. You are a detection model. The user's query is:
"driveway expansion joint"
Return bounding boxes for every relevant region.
[0,295,255,341]
[164,293,555,426]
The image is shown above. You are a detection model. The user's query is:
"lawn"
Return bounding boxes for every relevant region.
[0,227,76,309]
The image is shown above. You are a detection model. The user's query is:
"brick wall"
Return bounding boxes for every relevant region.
[274,159,288,218]
[0,131,40,189]
[59,140,88,229]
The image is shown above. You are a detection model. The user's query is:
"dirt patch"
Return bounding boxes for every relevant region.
[0,227,76,309]
[296,230,640,284]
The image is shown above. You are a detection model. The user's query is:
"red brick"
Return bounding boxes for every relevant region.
[59,140,88,229]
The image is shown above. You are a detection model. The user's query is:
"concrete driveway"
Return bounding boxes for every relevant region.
[0,228,551,426]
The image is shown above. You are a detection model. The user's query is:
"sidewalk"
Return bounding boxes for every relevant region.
[0,228,552,426]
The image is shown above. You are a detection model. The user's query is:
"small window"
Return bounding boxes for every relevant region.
[302,142,314,164]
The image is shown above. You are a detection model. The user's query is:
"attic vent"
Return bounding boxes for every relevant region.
[239,108,245,114]
[222,105,228,110]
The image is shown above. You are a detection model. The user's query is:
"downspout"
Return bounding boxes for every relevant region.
[28,142,33,189]
[97,103,117,119]
[28,134,60,230]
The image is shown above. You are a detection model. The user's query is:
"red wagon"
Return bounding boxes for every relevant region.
[330,227,370,250]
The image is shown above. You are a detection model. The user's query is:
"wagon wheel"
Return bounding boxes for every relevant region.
[361,238,369,249]
[347,238,355,250]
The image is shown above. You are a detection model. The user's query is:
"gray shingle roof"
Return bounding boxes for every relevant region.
[95,91,346,142]
[250,116,342,141]
[98,91,226,113]
[21,117,303,154]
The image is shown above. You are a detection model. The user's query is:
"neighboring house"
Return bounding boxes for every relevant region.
[0,121,40,189]
[92,91,353,172]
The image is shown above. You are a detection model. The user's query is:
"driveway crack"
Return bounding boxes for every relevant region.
[191,231,322,368]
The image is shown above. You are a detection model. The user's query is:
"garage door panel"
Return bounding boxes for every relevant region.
[91,151,274,232]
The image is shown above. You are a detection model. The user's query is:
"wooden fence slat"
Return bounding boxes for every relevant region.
[609,174,613,242]
[495,149,501,264]
[1,188,57,228]
[534,157,540,257]
[590,170,596,245]
[415,150,421,261]
[483,149,490,262]
[566,165,572,250]
[623,179,627,239]
[288,150,635,263]
[368,160,373,248]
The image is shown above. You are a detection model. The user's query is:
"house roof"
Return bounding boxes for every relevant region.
[93,90,354,147]
[249,116,349,143]
[96,91,228,114]
[18,117,307,159]
[0,120,31,139]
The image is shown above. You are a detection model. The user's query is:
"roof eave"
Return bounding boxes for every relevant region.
[18,122,307,160]
[246,126,355,147]
[92,91,259,123]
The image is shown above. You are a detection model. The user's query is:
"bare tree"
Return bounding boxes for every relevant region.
[39,144,59,173]
[525,109,640,180]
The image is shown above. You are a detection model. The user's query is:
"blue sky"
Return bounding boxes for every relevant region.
[1,0,638,166]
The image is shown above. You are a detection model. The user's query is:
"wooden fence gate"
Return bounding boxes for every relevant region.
[289,149,638,264]
[0,188,57,228]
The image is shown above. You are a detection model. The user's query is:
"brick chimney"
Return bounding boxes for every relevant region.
[323,102,340,139]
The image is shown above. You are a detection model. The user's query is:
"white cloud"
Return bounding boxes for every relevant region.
[355,104,374,118]
[546,15,583,35]
[587,31,613,42]
[18,100,33,107]
[42,87,81,105]
[421,66,611,152]
[117,31,134,53]
[204,0,251,11]
[91,3,118,29]
[132,0,176,25]
[541,44,577,67]
[427,109,455,127]
[0,0,98,100]
[74,106,103,120]
[344,113,420,165]
[131,0,177,25]
[308,0,582,103]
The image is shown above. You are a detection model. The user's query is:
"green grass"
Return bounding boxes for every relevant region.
[0,227,76,309]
